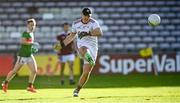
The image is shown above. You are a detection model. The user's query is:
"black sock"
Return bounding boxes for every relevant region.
[76,85,82,91]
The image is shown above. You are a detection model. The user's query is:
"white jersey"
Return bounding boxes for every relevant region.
[72,18,100,50]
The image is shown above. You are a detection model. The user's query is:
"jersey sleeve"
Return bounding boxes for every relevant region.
[71,22,76,33]
[92,20,100,30]
[57,35,66,41]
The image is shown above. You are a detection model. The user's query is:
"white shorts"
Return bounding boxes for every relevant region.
[77,43,98,64]
[17,55,34,64]
[59,53,75,63]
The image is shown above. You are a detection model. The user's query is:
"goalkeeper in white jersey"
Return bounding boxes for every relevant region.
[54,7,103,97]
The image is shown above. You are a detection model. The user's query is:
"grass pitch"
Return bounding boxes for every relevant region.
[0,74,180,103]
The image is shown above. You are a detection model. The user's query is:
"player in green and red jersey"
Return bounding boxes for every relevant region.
[2,18,38,93]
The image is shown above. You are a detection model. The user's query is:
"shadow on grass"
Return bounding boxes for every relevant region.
[80,95,157,100]
[0,98,38,101]
[0,73,180,89]
[80,96,121,100]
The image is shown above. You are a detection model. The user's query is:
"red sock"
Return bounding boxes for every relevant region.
[5,81,8,85]
[28,83,33,87]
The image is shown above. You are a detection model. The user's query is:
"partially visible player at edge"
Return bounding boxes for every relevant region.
[2,18,38,93]
[54,7,103,97]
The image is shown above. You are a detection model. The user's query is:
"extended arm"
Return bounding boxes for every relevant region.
[63,32,76,46]
[78,27,103,39]
[53,32,76,52]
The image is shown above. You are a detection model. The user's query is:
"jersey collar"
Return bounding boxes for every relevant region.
[81,18,91,24]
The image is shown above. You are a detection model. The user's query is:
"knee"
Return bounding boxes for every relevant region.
[79,47,87,57]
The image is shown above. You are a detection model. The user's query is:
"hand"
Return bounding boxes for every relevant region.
[32,47,38,54]
[32,42,40,54]
[53,41,64,52]
[53,42,62,52]
[78,31,91,39]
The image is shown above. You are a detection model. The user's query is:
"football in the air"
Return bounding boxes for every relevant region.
[148,14,161,26]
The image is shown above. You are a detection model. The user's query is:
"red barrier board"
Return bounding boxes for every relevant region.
[0,55,14,76]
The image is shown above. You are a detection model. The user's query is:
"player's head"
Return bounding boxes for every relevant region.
[27,18,36,32]
[81,8,92,23]
[62,22,69,33]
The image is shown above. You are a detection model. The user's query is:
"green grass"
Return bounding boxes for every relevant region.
[0,74,180,103]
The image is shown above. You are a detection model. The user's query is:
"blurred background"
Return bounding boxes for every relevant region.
[0,0,180,86]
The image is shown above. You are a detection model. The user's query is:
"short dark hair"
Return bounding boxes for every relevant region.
[62,22,69,27]
[27,18,36,24]
[82,7,92,17]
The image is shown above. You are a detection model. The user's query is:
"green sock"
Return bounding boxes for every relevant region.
[84,51,95,66]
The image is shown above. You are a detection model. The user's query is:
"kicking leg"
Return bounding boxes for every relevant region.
[78,46,95,66]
